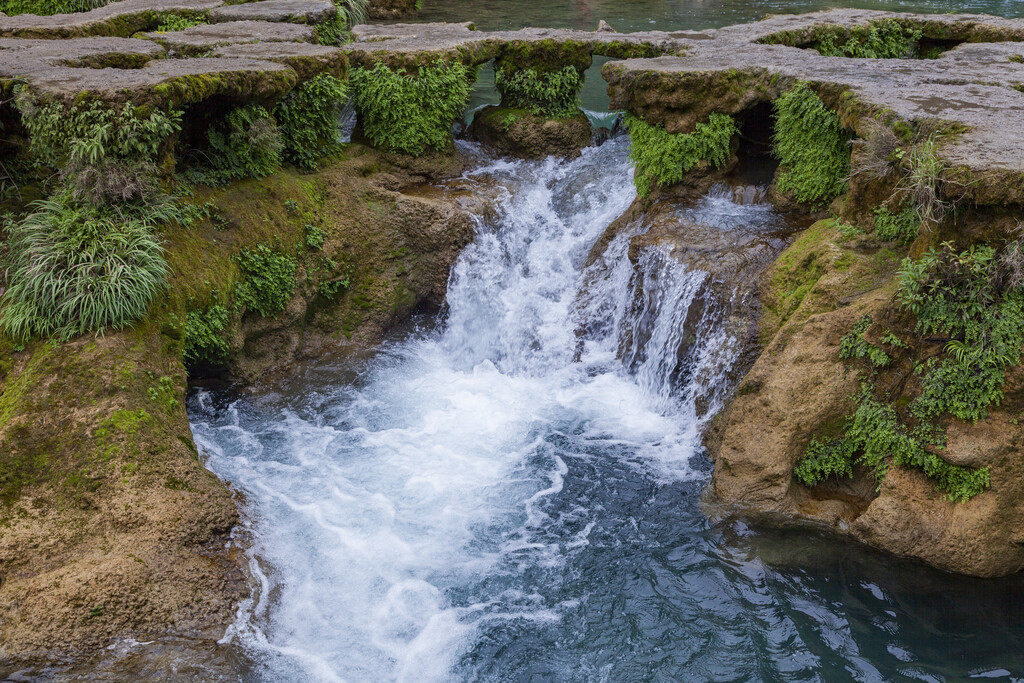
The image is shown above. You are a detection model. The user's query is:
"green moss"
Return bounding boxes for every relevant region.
[494,39,592,77]
[0,0,111,15]
[153,14,208,32]
[772,83,850,207]
[624,112,737,197]
[494,66,582,118]
[350,59,472,156]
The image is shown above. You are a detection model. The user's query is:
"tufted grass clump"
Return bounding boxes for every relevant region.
[233,244,298,317]
[772,83,850,207]
[0,194,170,343]
[494,66,583,118]
[274,73,349,171]
[815,19,923,59]
[316,0,369,45]
[350,59,473,156]
[624,113,737,198]
[203,104,283,183]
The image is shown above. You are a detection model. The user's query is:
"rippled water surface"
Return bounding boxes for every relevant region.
[190,137,1024,682]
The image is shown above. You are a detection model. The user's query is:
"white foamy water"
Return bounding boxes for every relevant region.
[190,137,749,681]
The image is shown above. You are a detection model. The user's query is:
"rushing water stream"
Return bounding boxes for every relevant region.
[189,136,1024,681]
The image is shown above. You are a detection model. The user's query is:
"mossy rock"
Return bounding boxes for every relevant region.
[468,106,592,160]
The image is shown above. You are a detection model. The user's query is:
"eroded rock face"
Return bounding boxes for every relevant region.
[367,0,417,20]
[706,220,1024,577]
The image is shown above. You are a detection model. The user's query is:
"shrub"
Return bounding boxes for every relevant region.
[816,20,922,59]
[0,194,169,342]
[494,66,583,118]
[624,112,737,198]
[350,59,472,155]
[772,83,850,207]
[233,244,298,317]
[204,104,283,182]
[274,73,349,170]
[873,204,919,243]
[184,304,230,367]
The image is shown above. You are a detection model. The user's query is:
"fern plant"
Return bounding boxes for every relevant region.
[494,66,583,118]
[772,83,850,207]
[350,59,472,155]
[275,73,349,170]
[624,113,737,198]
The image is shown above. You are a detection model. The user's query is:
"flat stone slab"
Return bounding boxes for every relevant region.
[139,20,315,55]
[0,0,222,38]
[208,0,335,25]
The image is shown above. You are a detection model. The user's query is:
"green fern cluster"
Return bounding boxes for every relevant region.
[816,19,923,59]
[873,204,919,243]
[898,243,1024,422]
[494,66,583,118]
[772,83,850,207]
[795,240,1024,502]
[154,14,208,32]
[795,389,988,502]
[350,59,473,156]
[624,113,737,198]
[17,97,181,171]
[233,244,298,317]
[839,314,892,368]
[183,304,230,367]
[204,104,283,183]
[275,73,349,171]
[316,0,369,45]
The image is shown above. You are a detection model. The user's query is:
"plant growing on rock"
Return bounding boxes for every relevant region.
[0,193,171,343]
[815,19,923,59]
[772,83,850,207]
[274,73,349,171]
[624,112,737,198]
[0,0,110,15]
[154,14,209,32]
[350,59,473,156]
[873,204,919,244]
[184,303,230,367]
[203,104,284,183]
[233,243,298,317]
[494,66,583,118]
[795,238,1024,502]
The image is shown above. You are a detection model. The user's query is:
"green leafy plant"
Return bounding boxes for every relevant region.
[815,19,922,59]
[839,314,891,368]
[315,0,368,45]
[0,194,170,342]
[624,112,737,198]
[350,59,472,155]
[274,72,349,170]
[772,83,850,207]
[873,204,919,244]
[494,66,583,118]
[233,244,298,317]
[896,135,951,225]
[305,224,326,250]
[203,104,283,183]
[183,304,230,367]
[154,14,208,31]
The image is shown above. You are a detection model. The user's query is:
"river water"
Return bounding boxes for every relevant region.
[187,2,1024,680]
[190,134,1024,682]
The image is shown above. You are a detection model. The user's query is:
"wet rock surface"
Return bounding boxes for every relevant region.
[468,106,593,159]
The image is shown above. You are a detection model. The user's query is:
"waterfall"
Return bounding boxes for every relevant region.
[190,136,762,682]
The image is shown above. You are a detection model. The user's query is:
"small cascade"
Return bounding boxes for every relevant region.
[189,137,807,681]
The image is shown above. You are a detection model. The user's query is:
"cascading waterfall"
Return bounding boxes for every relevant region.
[190,137,974,682]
